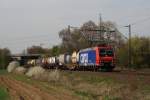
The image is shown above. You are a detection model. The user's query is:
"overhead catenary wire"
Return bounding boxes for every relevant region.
[114,16,150,40]
[117,16,150,28]
[131,16,150,25]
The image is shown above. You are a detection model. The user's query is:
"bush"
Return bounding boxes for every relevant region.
[14,67,27,75]
[47,69,60,82]
[25,67,60,82]
[7,61,19,73]
[26,66,45,79]
[33,69,61,82]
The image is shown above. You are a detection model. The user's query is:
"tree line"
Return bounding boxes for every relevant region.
[0,20,149,69]
[116,36,150,68]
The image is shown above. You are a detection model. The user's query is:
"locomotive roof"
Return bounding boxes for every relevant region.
[79,46,113,52]
[79,47,97,52]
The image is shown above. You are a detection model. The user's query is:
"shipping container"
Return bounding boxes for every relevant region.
[66,55,71,64]
[71,51,77,64]
[47,57,56,64]
[58,54,65,65]
[79,48,97,66]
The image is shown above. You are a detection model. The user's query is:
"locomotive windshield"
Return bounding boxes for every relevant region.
[99,49,114,57]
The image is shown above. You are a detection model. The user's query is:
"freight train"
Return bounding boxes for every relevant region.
[27,45,115,71]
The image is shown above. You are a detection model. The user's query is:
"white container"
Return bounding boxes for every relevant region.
[50,57,56,64]
[65,54,71,64]
[58,54,65,65]
[71,51,77,64]
[76,52,79,63]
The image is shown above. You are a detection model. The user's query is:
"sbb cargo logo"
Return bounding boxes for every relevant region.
[80,53,88,65]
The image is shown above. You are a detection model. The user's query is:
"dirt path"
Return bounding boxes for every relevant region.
[0,76,59,100]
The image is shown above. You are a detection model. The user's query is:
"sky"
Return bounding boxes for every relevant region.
[0,0,150,54]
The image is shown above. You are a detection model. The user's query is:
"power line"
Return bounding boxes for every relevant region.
[115,16,150,40]
[131,16,150,25]
[116,16,150,28]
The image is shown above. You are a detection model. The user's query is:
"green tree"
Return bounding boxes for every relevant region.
[0,48,11,69]
[51,46,61,56]
[116,44,128,68]
[131,36,150,68]
[116,36,150,69]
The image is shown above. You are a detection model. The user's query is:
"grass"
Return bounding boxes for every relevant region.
[1,69,150,100]
[0,85,10,100]
[103,95,121,100]
[0,70,118,100]
[82,76,114,84]
[10,74,31,83]
[74,90,99,100]
[0,70,10,100]
[7,71,100,99]
[7,72,120,100]
[8,73,77,97]
[142,84,150,93]
[0,70,8,75]
[62,71,114,84]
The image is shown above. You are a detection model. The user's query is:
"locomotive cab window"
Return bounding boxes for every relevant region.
[107,50,114,56]
[99,49,114,57]
[99,49,106,57]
